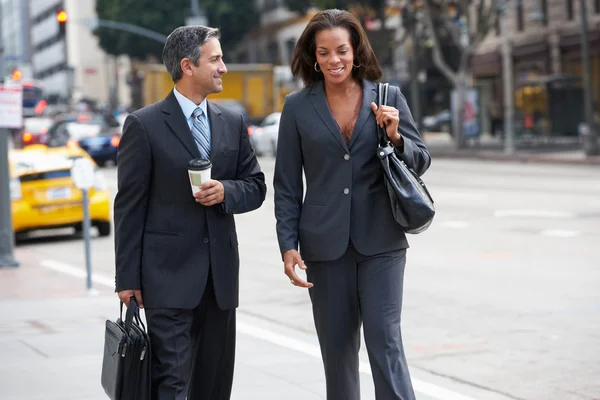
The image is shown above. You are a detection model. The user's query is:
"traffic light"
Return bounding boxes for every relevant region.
[57,10,68,36]
[11,69,22,81]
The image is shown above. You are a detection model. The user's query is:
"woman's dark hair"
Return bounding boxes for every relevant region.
[291,9,383,86]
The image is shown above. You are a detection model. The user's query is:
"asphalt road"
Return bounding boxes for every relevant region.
[14,157,600,400]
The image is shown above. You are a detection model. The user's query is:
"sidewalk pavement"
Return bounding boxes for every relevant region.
[0,254,513,400]
[0,260,332,400]
[422,132,600,165]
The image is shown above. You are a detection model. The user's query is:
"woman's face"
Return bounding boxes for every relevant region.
[314,27,355,85]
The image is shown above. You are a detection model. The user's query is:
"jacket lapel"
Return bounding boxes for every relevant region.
[206,101,224,162]
[161,91,201,159]
[309,81,348,151]
[348,79,377,148]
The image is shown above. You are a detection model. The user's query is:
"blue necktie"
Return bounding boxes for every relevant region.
[191,107,211,159]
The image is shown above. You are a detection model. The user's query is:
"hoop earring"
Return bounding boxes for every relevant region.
[353,62,362,69]
[314,62,321,72]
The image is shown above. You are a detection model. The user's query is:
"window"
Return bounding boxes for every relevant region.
[541,0,548,25]
[567,0,574,20]
[516,0,524,31]
[495,13,500,36]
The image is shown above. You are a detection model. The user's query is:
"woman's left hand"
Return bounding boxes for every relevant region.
[371,102,403,147]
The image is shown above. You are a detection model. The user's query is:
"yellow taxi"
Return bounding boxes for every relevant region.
[9,144,112,237]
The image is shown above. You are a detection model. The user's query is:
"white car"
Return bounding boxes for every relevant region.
[249,112,281,157]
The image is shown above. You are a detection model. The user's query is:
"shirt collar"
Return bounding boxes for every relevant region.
[173,87,208,120]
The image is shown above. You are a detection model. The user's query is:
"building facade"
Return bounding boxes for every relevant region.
[29,0,129,106]
[0,0,32,78]
[473,0,600,128]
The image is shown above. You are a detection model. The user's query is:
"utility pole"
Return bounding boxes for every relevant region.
[0,0,20,268]
[187,0,208,26]
[410,17,421,130]
[579,0,600,156]
[499,1,515,154]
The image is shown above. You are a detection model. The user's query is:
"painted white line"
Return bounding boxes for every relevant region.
[540,229,580,238]
[41,259,114,288]
[437,191,488,202]
[494,209,575,218]
[41,260,477,400]
[237,322,477,400]
[441,221,470,229]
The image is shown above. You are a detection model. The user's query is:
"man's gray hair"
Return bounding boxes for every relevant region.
[162,26,221,83]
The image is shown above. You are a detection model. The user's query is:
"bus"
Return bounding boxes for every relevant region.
[20,80,45,117]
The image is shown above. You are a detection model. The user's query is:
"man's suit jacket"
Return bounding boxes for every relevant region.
[114,91,266,310]
[274,79,430,262]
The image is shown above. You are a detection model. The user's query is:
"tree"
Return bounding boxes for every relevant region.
[94,0,259,108]
[283,0,386,20]
[420,0,499,148]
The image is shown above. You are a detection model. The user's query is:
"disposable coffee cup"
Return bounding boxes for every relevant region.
[188,158,212,195]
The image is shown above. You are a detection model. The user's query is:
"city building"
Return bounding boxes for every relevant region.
[29,0,129,106]
[0,0,32,78]
[473,0,600,134]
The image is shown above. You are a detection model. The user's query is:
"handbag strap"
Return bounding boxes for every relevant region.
[376,82,390,146]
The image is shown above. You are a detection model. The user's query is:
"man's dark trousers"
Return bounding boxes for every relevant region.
[145,269,235,400]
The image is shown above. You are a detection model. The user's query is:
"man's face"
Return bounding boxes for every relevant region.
[191,37,227,97]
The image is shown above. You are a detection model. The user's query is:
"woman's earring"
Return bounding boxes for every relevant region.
[314,62,321,72]
[353,61,362,69]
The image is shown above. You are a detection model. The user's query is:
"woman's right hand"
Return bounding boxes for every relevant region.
[283,249,313,288]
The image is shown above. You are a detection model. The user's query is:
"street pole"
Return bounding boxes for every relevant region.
[0,4,19,268]
[579,0,600,156]
[0,128,19,268]
[500,3,515,154]
[410,12,421,130]
[82,189,92,290]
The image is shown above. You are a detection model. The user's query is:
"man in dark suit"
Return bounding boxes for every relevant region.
[114,26,266,400]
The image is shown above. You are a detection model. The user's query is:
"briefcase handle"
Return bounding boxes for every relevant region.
[119,297,146,333]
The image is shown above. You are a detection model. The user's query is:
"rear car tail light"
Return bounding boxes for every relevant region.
[110,135,120,147]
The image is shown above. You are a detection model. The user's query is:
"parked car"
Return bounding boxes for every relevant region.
[18,117,55,147]
[422,109,451,133]
[249,112,281,157]
[46,112,121,166]
[9,144,112,238]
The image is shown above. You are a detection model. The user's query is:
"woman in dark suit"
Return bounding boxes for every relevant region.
[273,9,431,400]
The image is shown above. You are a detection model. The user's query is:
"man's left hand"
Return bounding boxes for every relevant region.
[194,180,225,206]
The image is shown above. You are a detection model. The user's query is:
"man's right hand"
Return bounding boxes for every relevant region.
[118,289,144,308]
[283,250,313,288]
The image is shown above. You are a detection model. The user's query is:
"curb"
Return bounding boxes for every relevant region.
[429,150,600,166]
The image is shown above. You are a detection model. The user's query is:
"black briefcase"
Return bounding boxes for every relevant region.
[101,298,151,400]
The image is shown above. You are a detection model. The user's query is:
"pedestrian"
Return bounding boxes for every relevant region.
[113,25,266,400]
[273,9,431,400]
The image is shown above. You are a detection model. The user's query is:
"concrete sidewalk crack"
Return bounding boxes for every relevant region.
[18,339,49,358]
[411,363,527,400]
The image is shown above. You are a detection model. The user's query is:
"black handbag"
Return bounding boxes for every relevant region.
[376,82,435,234]
[101,298,151,400]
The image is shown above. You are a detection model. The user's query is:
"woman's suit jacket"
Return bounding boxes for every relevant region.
[273,79,431,262]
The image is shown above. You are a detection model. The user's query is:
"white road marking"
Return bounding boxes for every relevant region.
[41,259,114,287]
[494,210,575,218]
[237,322,478,400]
[40,259,478,400]
[540,229,580,238]
[441,221,470,229]
[437,191,488,202]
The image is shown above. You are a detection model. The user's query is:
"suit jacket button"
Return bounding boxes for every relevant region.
[343,188,350,195]
[203,237,210,244]
[344,154,350,160]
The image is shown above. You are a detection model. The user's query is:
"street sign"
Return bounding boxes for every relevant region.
[0,85,23,129]
[71,157,95,190]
